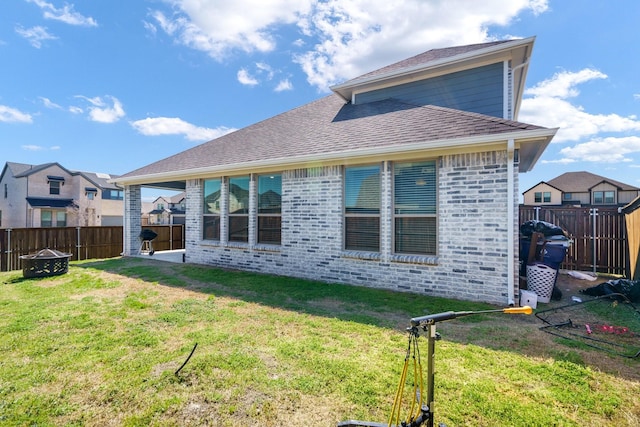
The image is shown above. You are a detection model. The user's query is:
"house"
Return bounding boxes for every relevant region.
[0,162,124,228]
[147,192,186,225]
[522,171,640,206]
[113,37,557,304]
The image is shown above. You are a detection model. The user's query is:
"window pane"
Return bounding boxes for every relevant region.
[345,166,380,214]
[543,192,551,203]
[594,191,603,204]
[42,210,52,227]
[395,217,436,255]
[605,191,614,204]
[203,216,220,240]
[258,175,281,214]
[229,176,250,214]
[394,161,436,214]
[534,192,542,203]
[229,216,248,242]
[258,216,281,244]
[56,211,66,227]
[345,217,380,251]
[204,179,221,214]
[50,181,60,195]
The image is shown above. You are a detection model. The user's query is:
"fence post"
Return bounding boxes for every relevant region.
[590,208,598,274]
[6,229,11,271]
[76,226,81,261]
[534,206,541,221]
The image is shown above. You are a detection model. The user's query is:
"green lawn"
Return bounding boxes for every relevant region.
[0,257,638,426]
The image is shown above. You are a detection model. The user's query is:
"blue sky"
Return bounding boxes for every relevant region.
[2,0,639,201]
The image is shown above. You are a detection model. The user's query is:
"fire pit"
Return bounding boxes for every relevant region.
[20,248,72,278]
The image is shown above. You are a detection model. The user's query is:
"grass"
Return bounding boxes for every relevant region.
[0,257,638,426]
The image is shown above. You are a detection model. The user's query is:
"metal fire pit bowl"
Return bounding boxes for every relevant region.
[20,248,72,278]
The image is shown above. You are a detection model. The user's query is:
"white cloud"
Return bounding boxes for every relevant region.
[520,69,640,164]
[150,0,309,60]
[154,0,548,90]
[21,144,61,151]
[27,0,97,27]
[275,79,293,92]
[0,105,33,123]
[525,68,607,99]
[557,136,640,163]
[15,25,57,48]
[22,145,45,151]
[237,68,259,86]
[39,97,62,109]
[130,117,236,142]
[75,95,126,123]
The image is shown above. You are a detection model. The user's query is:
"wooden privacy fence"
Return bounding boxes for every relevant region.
[0,225,184,272]
[519,206,628,277]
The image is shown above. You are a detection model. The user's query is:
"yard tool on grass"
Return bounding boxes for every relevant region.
[338,306,533,427]
[536,293,640,358]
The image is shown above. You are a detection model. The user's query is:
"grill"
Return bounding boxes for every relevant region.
[139,229,158,256]
[20,248,72,278]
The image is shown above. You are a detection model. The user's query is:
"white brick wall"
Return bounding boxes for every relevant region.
[177,150,517,304]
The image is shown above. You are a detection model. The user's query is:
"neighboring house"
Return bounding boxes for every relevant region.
[114,37,557,304]
[0,162,124,228]
[148,192,186,225]
[522,171,640,206]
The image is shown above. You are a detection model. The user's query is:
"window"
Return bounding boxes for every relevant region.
[534,191,551,203]
[593,191,615,204]
[228,176,250,242]
[56,211,67,227]
[41,210,52,227]
[102,189,123,200]
[47,176,64,195]
[49,180,60,195]
[564,193,572,201]
[258,174,282,245]
[4,183,7,198]
[203,178,221,240]
[393,160,437,255]
[344,165,380,251]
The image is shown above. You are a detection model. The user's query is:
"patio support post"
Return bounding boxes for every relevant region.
[123,185,142,256]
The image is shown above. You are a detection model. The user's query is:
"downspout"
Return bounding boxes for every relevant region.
[507,138,516,306]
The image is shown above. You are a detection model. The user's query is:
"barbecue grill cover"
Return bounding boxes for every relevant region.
[139,229,158,241]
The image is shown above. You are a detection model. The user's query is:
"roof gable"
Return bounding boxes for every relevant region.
[330,37,534,118]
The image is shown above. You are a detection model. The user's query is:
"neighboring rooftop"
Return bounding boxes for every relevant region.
[546,171,640,192]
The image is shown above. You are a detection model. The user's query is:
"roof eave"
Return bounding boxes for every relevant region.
[113,127,557,187]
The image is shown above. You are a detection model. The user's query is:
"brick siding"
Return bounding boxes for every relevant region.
[182,150,517,304]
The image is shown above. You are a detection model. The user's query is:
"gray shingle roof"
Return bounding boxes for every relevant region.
[547,171,639,192]
[118,95,547,180]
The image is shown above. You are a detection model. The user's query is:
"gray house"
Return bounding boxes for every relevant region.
[114,37,556,304]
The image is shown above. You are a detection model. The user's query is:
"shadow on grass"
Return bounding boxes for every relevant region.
[74,257,640,381]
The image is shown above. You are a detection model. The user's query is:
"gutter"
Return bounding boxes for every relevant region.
[507,138,516,306]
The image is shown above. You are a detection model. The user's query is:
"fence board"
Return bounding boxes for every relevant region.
[519,206,628,276]
[0,225,184,272]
